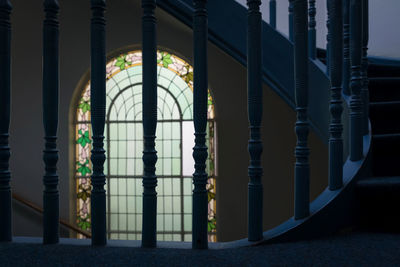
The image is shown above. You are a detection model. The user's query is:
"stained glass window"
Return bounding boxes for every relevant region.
[74,50,217,242]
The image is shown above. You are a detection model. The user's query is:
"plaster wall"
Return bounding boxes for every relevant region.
[9,0,327,242]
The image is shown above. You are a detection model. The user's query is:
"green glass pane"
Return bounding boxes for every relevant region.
[119,233,128,240]
[127,159,134,176]
[184,234,191,242]
[118,159,126,175]
[109,233,118,240]
[173,178,181,195]
[110,214,118,231]
[157,196,163,214]
[136,214,142,230]
[109,124,118,140]
[184,214,191,231]
[164,178,172,195]
[127,178,135,195]
[135,179,142,195]
[128,233,136,240]
[109,141,118,158]
[173,215,181,231]
[173,234,181,241]
[119,196,127,213]
[163,141,172,157]
[110,196,118,213]
[164,158,172,175]
[173,196,181,213]
[119,179,127,195]
[110,159,118,175]
[119,214,127,231]
[184,196,191,213]
[127,196,135,213]
[163,196,173,215]
[172,159,180,175]
[172,123,181,139]
[157,215,164,231]
[110,179,118,195]
[135,159,143,176]
[183,178,192,195]
[163,123,172,140]
[118,123,127,140]
[165,215,172,231]
[127,214,135,231]
[136,196,142,213]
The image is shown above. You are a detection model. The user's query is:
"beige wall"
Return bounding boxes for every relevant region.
[9,0,327,241]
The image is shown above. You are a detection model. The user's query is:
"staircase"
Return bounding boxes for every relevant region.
[356,60,400,232]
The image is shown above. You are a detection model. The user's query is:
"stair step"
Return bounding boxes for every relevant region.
[356,176,400,232]
[369,101,400,134]
[372,134,400,176]
[368,63,400,78]
[369,77,400,102]
[357,176,400,190]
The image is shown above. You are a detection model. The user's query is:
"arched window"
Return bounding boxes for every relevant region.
[74,49,217,242]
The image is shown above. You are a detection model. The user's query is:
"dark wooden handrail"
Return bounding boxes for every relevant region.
[12,193,91,238]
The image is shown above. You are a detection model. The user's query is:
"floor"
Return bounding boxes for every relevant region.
[1,232,400,266]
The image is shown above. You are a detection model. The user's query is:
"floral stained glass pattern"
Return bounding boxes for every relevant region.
[75,50,216,242]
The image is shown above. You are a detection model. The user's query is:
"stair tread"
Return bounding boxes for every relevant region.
[373,133,400,139]
[370,100,400,106]
[357,176,400,188]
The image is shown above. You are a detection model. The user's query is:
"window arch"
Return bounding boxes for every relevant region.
[74,49,217,242]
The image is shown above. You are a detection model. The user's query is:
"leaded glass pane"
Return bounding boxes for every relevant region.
[75,50,216,242]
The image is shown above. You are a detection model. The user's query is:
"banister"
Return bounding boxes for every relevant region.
[12,193,92,238]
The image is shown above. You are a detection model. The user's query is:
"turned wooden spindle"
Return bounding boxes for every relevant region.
[293,0,310,220]
[42,0,60,244]
[247,0,263,241]
[90,0,107,246]
[328,0,344,190]
[142,0,158,248]
[0,0,12,242]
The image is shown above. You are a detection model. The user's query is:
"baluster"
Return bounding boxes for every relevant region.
[361,0,369,135]
[328,0,343,190]
[349,0,363,161]
[270,0,276,29]
[247,0,263,241]
[342,0,350,95]
[90,0,107,246]
[192,0,209,249]
[293,0,310,220]
[42,0,59,244]
[308,0,316,59]
[142,0,158,248]
[289,0,294,41]
[326,0,330,75]
[0,0,12,242]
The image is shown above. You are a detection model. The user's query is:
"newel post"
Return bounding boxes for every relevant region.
[192,0,209,249]
[90,0,107,246]
[293,0,310,220]
[142,0,158,248]
[0,0,12,242]
[328,0,344,190]
[361,0,369,135]
[247,0,263,242]
[42,0,60,244]
[349,0,363,161]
